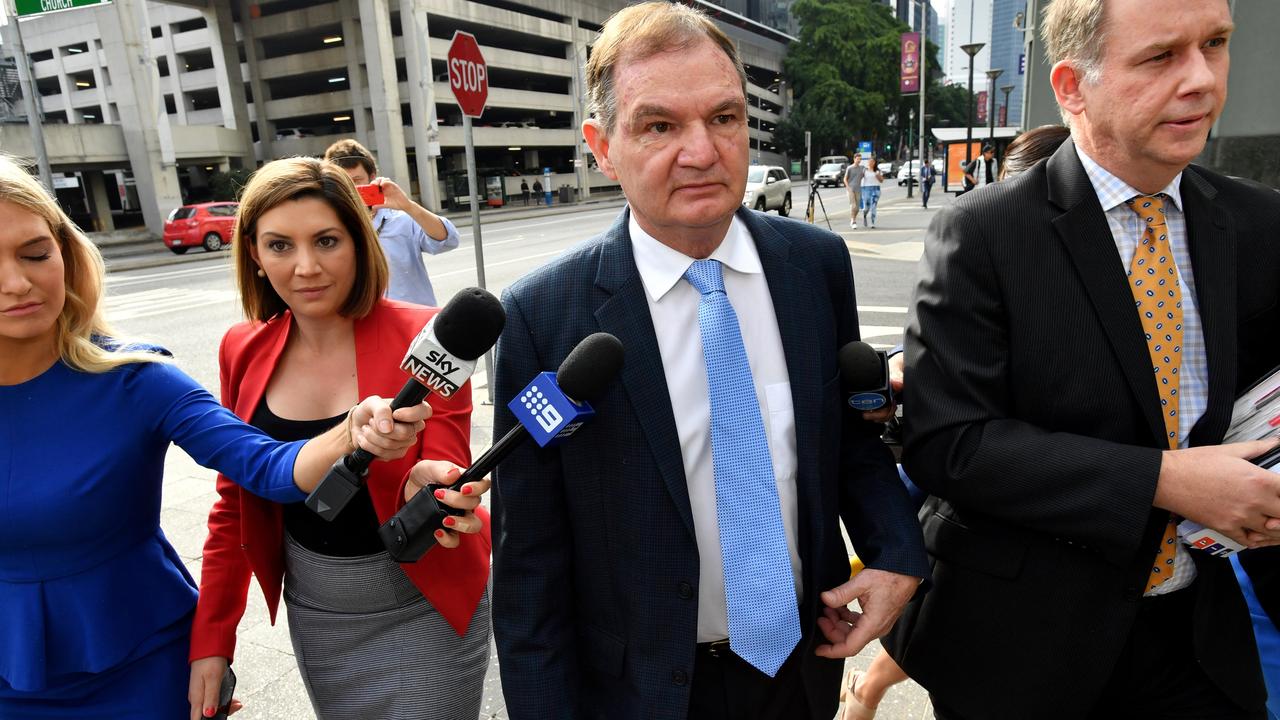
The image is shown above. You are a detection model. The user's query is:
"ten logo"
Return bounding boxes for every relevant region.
[522,385,564,433]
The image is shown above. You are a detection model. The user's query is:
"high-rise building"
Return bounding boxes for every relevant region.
[945,0,992,86]
[1,0,791,235]
[989,0,1027,127]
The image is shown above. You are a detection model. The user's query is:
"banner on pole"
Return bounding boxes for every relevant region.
[900,32,921,94]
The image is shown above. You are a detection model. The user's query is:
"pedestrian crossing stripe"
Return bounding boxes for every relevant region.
[102,287,237,322]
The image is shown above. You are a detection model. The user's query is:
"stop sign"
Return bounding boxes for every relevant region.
[447,31,488,118]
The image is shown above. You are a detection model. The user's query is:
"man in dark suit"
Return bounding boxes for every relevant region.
[489,3,929,718]
[886,0,1280,717]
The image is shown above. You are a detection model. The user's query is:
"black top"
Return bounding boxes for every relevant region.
[250,400,384,556]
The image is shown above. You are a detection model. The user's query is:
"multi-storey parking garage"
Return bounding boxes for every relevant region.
[0,0,793,235]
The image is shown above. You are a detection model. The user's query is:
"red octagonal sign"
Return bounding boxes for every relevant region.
[447,31,488,118]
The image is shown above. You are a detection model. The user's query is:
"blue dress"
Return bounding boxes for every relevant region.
[0,357,307,718]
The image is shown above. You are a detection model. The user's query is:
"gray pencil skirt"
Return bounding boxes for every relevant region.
[283,534,491,720]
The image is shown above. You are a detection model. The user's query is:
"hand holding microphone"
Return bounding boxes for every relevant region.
[305,288,506,521]
[381,332,625,562]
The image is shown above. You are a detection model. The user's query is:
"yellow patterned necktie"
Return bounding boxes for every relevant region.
[1125,194,1181,591]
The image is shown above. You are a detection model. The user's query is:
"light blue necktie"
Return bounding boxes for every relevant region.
[684,259,801,677]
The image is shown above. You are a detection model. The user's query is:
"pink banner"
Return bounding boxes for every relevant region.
[900,32,921,94]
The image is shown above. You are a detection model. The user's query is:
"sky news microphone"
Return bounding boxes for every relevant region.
[305,288,506,521]
[840,340,896,412]
[380,332,625,562]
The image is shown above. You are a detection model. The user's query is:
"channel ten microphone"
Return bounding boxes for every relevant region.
[840,340,895,411]
[380,332,625,562]
[304,288,506,521]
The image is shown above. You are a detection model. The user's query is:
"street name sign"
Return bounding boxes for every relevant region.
[16,0,109,17]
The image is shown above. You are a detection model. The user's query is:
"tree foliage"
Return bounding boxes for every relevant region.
[926,82,981,128]
[777,0,952,159]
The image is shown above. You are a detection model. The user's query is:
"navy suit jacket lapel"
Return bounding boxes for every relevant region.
[1047,140,1168,447]
[592,209,697,538]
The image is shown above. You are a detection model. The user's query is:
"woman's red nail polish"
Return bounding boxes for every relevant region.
[434,530,445,539]
[433,489,445,500]
[204,708,216,718]
[461,485,473,496]
[443,516,456,528]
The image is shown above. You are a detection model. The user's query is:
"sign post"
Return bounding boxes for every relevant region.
[447,30,494,401]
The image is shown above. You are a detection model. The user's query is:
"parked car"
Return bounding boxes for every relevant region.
[163,202,238,254]
[743,165,792,216]
[274,128,314,140]
[811,162,846,188]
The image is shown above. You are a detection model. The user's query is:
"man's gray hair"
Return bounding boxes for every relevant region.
[585,1,747,135]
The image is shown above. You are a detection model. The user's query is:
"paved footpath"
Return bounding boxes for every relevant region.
[157,189,942,719]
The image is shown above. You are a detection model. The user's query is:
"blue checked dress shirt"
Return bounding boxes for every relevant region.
[1076,146,1204,594]
[684,259,801,677]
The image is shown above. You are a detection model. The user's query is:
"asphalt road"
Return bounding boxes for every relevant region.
[115,181,948,720]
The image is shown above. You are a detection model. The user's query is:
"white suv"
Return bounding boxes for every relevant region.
[743,165,792,216]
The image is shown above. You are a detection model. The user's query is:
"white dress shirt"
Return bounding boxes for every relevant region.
[629,213,802,642]
[1076,146,1203,595]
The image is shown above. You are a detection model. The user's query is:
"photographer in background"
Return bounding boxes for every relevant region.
[324,139,459,306]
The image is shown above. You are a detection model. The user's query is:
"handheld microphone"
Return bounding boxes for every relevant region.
[379,332,625,562]
[305,288,506,521]
[840,341,895,411]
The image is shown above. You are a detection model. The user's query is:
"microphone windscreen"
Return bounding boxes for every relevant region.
[839,341,886,391]
[557,333,625,402]
[433,288,506,360]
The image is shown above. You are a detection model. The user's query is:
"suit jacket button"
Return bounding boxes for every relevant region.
[678,581,693,600]
[672,669,688,686]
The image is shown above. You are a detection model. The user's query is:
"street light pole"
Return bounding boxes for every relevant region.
[960,42,985,171]
[986,68,1004,144]
[1000,83,1015,128]
[2,2,54,191]
[918,0,929,202]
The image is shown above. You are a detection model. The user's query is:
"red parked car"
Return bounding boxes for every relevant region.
[163,202,238,254]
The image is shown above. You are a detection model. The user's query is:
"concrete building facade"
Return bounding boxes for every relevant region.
[1,0,792,235]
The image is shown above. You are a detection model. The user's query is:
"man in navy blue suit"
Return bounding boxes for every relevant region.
[490,4,929,718]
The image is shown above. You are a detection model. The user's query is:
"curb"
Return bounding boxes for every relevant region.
[442,195,627,228]
[105,249,231,273]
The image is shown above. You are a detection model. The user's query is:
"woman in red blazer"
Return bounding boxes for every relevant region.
[188,158,491,720]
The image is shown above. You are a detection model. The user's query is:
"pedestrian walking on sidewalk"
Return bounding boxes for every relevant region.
[919,159,935,209]
[189,158,493,720]
[859,158,884,228]
[520,179,530,205]
[844,154,864,228]
[532,179,543,204]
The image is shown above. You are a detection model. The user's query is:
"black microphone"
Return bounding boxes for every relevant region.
[305,288,506,521]
[380,332,625,562]
[840,341,895,411]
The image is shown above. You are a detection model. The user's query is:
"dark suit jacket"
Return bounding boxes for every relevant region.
[887,139,1280,718]
[491,207,930,719]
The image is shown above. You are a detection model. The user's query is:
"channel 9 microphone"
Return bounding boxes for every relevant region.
[380,332,625,562]
[305,288,506,521]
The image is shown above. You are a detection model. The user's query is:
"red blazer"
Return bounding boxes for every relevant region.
[189,299,490,663]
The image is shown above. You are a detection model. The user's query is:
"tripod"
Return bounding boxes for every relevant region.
[804,182,832,230]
